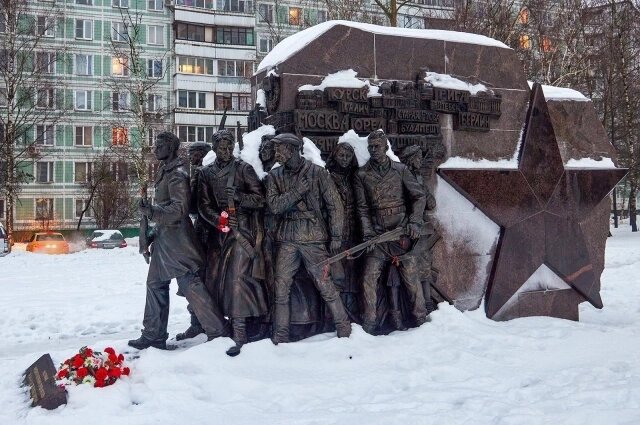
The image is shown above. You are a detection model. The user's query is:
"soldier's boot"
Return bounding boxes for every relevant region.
[325,298,352,338]
[362,321,377,335]
[271,302,290,345]
[176,307,204,341]
[390,310,408,331]
[414,315,429,327]
[226,318,247,357]
[176,325,205,341]
[335,321,352,338]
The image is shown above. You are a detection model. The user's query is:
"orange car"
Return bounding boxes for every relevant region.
[26,232,70,254]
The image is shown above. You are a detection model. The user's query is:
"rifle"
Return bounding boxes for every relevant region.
[316,227,405,269]
[139,183,151,264]
[218,108,228,130]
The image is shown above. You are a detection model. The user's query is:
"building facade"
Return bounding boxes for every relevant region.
[2,0,454,234]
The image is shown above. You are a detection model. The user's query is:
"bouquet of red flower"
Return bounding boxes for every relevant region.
[56,346,130,388]
[218,211,231,233]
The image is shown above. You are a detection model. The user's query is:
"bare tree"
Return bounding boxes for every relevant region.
[103,6,171,189]
[0,0,67,242]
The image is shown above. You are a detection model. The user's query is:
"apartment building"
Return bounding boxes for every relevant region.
[3,0,456,233]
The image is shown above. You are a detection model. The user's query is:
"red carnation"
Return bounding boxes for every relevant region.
[104,347,115,356]
[94,380,105,388]
[72,355,84,368]
[122,367,130,376]
[76,367,88,379]
[108,353,118,363]
[84,347,93,357]
[118,354,124,362]
[56,368,68,379]
[95,367,108,381]
[109,368,121,378]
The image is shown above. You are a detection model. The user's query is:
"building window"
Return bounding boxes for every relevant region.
[75,19,92,40]
[37,16,55,37]
[36,52,56,74]
[215,93,252,111]
[541,36,553,52]
[112,92,129,112]
[258,3,273,22]
[75,199,93,217]
[35,162,54,183]
[217,0,252,12]
[113,0,129,7]
[177,126,214,143]
[112,127,128,145]
[148,25,163,45]
[75,54,93,76]
[258,37,273,54]
[176,0,214,8]
[112,161,129,181]
[518,8,529,25]
[112,56,129,76]
[0,199,4,219]
[148,0,164,10]
[147,59,163,78]
[148,128,155,146]
[146,94,162,112]
[317,10,327,23]
[401,15,424,29]
[76,0,92,5]
[75,162,92,183]
[289,7,301,25]
[35,125,55,146]
[112,22,129,43]
[176,23,205,42]
[177,90,206,109]
[177,56,213,75]
[75,90,92,110]
[0,88,7,107]
[519,34,531,49]
[36,88,55,109]
[218,60,253,77]
[35,198,54,220]
[216,26,254,45]
[75,126,92,146]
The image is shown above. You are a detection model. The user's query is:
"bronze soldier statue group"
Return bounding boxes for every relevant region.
[129,128,437,356]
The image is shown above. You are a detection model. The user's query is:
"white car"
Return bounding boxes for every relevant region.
[0,222,10,256]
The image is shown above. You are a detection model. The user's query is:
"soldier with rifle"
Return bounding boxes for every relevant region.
[399,145,439,314]
[130,131,229,350]
[266,133,352,344]
[175,141,212,342]
[353,130,429,335]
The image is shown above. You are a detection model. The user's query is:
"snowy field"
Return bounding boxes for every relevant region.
[1,227,639,424]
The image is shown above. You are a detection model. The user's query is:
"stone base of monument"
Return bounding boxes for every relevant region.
[23,354,67,410]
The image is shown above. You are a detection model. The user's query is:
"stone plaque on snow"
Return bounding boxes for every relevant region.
[23,354,67,410]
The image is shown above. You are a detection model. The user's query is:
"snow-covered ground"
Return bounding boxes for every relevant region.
[1,226,639,424]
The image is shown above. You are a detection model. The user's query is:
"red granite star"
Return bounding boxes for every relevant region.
[439,83,627,319]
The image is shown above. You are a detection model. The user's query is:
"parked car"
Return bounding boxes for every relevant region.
[86,230,127,249]
[26,232,70,254]
[0,222,10,256]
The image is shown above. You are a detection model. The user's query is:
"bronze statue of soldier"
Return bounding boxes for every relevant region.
[259,135,276,173]
[266,133,352,344]
[398,145,438,315]
[175,141,212,342]
[129,132,229,350]
[198,130,268,356]
[354,130,428,334]
[325,143,361,321]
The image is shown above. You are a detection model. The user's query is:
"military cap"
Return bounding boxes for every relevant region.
[272,133,303,147]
